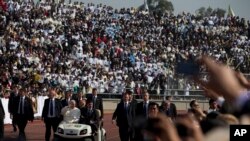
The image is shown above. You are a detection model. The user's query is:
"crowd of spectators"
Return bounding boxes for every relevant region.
[136,55,250,141]
[0,0,250,97]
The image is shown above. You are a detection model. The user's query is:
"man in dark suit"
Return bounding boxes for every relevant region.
[128,90,137,115]
[127,90,137,141]
[0,98,5,141]
[112,92,135,141]
[8,85,19,132]
[134,92,151,140]
[79,100,100,134]
[164,96,177,120]
[12,87,34,140]
[136,92,151,118]
[87,88,103,119]
[42,87,63,141]
[61,90,72,107]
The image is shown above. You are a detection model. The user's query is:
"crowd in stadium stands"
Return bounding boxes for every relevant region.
[0,0,250,98]
[1,1,250,141]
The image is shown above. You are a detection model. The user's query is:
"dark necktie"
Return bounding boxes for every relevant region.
[167,108,171,117]
[93,97,96,109]
[88,109,92,117]
[50,99,53,116]
[20,97,23,114]
[143,103,147,116]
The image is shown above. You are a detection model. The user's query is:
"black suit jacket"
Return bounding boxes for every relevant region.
[13,96,34,121]
[0,99,5,120]
[8,92,19,114]
[79,107,100,127]
[136,101,151,118]
[168,103,177,119]
[61,98,72,108]
[87,96,103,118]
[112,101,135,128]
[130,99,137,113]
[42,98,63,119]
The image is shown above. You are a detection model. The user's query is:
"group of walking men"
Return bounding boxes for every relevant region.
[7,86,103,141]
[3,85,176,141]
[112,91,177,141]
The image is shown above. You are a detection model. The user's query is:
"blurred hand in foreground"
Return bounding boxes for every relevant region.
[196,56,248,102]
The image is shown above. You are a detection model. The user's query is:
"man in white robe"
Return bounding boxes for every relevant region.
[61,100,80,123]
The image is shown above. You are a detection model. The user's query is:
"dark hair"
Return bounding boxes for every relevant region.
[86,99,93,104]
[165,96,172,100]
[19,86,24,90]
[19,86,28,92]
[92,88,97,91]
[209,99,216,104]
[189,100,197,108]
[148,102,159,109]
[126,90,133,95]
[66,89,72,92]
[206,111,220,119]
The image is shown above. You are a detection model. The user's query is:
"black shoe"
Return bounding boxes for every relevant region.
[18,133,26,141]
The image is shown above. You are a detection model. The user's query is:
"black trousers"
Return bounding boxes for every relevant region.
[15,115,28,138]
[118,126,133,141]
[0,118,4,139]
[12,114,17,130]
[44,117,60,141]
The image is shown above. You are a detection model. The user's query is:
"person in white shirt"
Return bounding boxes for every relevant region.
[60,100,80,124]
[207,99,219,114]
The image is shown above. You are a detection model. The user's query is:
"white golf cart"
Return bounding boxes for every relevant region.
[54,110,106,141]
